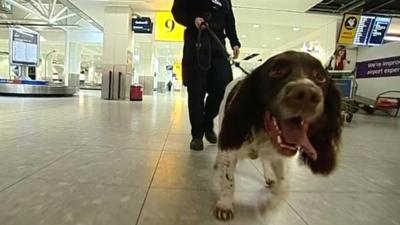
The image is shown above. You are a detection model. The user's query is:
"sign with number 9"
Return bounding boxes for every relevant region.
[155,11,184,42]
[165,19,175,33]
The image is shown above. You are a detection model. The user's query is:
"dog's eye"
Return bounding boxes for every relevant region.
[314,72,326,84]
[270,68,291,78]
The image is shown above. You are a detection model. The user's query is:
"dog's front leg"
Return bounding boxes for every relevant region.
[261,159,289,211]
[270,159,287,192]
[261,159,276,187]
[215,150,237,221]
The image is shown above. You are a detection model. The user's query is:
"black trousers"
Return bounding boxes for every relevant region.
[183,34,233,138]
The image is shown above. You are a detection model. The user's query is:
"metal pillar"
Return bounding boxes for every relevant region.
[64,29,70,86]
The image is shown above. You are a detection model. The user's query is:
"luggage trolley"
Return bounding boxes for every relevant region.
[329,70,358,123]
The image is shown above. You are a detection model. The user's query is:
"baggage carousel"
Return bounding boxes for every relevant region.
[0,83,78,97]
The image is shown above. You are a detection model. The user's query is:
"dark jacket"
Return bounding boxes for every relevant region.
[171,0,241,49]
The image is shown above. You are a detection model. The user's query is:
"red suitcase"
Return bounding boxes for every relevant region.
[130,84,143,101]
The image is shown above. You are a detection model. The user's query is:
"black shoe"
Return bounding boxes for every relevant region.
[190,138,204,151]
[205,131,217,144]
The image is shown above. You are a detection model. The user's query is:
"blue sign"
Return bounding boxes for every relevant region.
[368,17,392,46]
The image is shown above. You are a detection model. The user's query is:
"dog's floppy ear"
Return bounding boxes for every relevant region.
[218,69,264,151]
[301,76,342,175]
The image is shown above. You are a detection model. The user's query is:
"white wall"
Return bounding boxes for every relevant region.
[356,42,400,99]
[271,20,339,64]
[0,57,10,78]
[135,42,154,78]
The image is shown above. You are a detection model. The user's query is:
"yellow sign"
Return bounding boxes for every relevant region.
[155,11,184,42]
[338,14,360,44]
[173,62,182,81]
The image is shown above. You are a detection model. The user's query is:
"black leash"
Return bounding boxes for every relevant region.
[196,26,212,71]
[232,61,250,76]
[196,23,251,76]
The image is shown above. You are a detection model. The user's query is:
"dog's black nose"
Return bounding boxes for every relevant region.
[286,84,321,106]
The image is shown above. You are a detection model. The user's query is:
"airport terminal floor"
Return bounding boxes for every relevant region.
[0,91,399,225]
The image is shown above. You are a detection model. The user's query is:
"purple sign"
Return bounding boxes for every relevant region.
[356,56,400,79]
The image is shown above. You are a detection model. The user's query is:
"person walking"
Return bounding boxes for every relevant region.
[172,0,241,151]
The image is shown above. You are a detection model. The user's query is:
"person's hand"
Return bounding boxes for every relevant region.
[232,46,240,59]
[195,17,207,30]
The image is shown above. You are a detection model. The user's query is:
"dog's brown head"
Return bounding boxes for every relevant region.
[219,51,342,175]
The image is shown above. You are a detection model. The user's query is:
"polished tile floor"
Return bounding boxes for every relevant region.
[0,90,399,225]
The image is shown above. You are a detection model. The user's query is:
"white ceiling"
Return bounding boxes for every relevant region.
[71,0,336,30]
[71,0,323,22]
[234,0,321,12]
[4,0,398,64]
[68,0,343,61]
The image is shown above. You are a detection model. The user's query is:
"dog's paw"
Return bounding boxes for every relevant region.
[215,206,234,221]
[265,178,275,188]
[214,201,234,221]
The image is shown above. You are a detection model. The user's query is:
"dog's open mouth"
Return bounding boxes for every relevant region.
[264,112,317,160]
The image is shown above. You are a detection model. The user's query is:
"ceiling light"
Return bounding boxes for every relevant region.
[275,37,281,40]
[252,24,260,28]
[241,34,247,38]
[293,27,300,31]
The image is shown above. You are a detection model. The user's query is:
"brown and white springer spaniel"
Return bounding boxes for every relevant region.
[214,51,342,220]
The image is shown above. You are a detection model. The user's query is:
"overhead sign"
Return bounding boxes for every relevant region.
[155,11,184,42]
[338,14,392,46]
[353,15,375,45]
[9,28,40,66]
[132,17,153,34]
[338,14,360,45]
[368,16,392,46]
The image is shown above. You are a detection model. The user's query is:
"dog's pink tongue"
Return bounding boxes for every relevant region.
[281,120,317,160]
